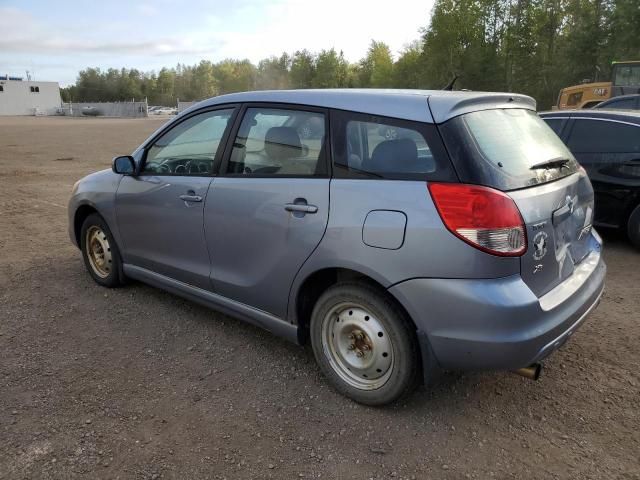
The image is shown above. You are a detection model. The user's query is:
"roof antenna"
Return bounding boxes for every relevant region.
[442,74,458,91]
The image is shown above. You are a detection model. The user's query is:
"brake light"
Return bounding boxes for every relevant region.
[428,183,527,256]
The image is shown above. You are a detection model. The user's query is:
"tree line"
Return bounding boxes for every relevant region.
[61,0,639,110]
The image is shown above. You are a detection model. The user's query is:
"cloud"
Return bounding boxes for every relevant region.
[0,0,434,84]
[0,37,220,56]
[205,0,433,63]
[0,6,220,57]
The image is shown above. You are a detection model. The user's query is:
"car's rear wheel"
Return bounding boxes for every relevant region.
[80,213,123,287]
[627,204,640,250]
[310,282,420,406]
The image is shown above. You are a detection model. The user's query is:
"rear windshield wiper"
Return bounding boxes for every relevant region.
[529,157,571,170]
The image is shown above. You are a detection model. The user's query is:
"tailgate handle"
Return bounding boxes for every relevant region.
[552,204,571,226]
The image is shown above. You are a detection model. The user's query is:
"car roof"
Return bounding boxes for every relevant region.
[539,109,640,124]
[595,94,640,106]
[184,89,536,124]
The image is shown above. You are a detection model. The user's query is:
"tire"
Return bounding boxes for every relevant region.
[310,282,420,406]
[627,204,640,250]
[80,213,123,287]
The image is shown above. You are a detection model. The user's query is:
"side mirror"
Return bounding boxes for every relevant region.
[112,155,136,175]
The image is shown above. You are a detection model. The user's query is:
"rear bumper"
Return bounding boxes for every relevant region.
[389,252,606,371]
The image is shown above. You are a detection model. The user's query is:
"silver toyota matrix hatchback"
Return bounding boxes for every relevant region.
[69,90,606,405]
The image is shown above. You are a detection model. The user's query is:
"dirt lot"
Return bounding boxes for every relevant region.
[0,116,638,480]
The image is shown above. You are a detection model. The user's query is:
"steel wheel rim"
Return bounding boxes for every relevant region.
[85,226,112,278]
[321,303,394,390]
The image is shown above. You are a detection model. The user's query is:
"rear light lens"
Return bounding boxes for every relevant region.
[428,183,527,256]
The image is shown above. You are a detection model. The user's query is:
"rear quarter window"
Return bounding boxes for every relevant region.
[330,109,456,181]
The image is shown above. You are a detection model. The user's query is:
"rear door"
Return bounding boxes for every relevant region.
[440,108,597,297]
[563,117,640,227]
[116,107,236,289]
[204,104,330,318]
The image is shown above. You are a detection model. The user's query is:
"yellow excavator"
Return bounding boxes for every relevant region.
[554,60,640,109]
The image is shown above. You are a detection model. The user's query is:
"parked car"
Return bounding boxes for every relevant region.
[593,94,640,110]
[69,90,606,405]
[540,109,640,248]
[151,106,177,115]
[81,106,101,116]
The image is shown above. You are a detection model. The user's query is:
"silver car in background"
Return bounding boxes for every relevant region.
[68,89,606,405]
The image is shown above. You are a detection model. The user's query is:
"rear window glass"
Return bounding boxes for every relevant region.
[441,109,579,191]
[331,110,456,181]
[614,64,640,87]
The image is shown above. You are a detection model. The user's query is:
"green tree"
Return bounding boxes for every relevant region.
[313,49,349,88]
[394,41,426,88]
[359,41,395,87]
[256,54,290,90]
[214,59,256,94]
[290,50,316,88]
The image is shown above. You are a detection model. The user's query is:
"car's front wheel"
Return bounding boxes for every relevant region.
[80,213,123,287]
[310,282,420,406]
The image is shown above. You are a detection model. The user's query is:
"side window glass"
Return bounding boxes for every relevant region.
[228,108,326,176]
[343,118,435,175]
[567,92,583,106]
[606,98,635,109]
[143,109,234,175]
[543,119,564,135]
[567,119,640,154]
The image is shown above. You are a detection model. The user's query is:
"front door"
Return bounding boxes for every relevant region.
[205,105,330,318]
[116,107,236,289]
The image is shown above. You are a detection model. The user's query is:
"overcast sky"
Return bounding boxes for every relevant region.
[0,0,434,86]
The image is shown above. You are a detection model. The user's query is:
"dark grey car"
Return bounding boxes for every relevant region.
[540,109,640,248]
[69,90,606,405]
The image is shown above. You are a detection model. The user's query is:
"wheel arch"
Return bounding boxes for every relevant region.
[290,266,418,345]
[73,203,100,247]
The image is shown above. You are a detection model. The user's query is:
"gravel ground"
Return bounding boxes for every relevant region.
[0,116,638,480]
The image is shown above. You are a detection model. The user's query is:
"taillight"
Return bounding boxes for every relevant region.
[428,183,527,257]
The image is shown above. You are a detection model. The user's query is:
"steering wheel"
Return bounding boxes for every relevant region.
[156,162,171,174]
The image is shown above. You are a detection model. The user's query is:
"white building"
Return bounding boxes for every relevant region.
[0,77,62,115]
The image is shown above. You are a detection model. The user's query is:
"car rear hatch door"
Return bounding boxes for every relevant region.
[509,171,595,296]
[438,106,598,297]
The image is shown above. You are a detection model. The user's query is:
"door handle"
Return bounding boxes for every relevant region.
[179,194,203,202]
[284,203,318,214]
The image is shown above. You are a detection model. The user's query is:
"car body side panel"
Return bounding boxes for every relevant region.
[115,175,214,290]
[389,249,606,370]
[205,177,330,319]
[68,168,123,248]
[287,179,520,323]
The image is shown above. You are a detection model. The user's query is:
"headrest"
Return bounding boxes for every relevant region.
[265,127,302,159]
[368,138,418,173]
